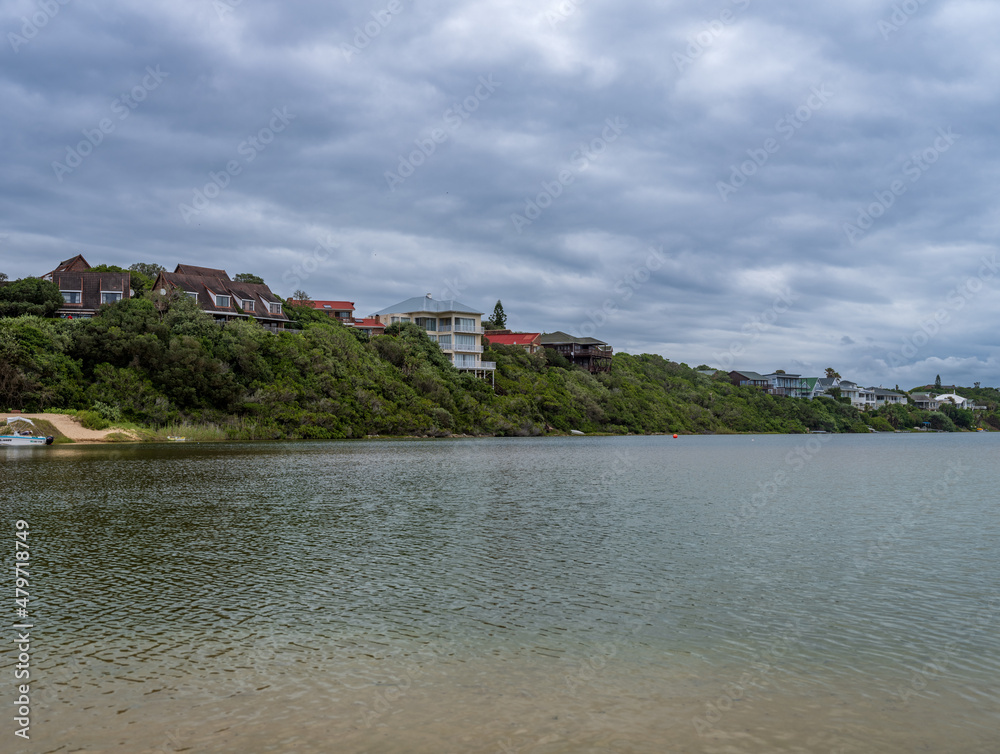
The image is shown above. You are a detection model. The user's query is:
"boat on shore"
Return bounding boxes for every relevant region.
[1,417,54,446]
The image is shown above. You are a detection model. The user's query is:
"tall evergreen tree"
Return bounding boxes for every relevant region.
[490,300,507,329]
[935,374,942,390]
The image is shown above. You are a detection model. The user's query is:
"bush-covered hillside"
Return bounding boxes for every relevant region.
[0,297,992,438]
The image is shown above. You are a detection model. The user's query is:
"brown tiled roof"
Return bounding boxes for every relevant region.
[44,254,91,279]
[155,271,288,322]
[174,264,230,278]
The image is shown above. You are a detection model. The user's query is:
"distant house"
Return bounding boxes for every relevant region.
[41,254,131,319]
[910,393,939,411]
[152,265,290,332]
[762,372,810,398]
[868,388,907,408]
[287,298,386,337]
[288,299,355,322]
[371,294,495,375]
[729,370,770,390]
[539,332,613,373]
[934,393,968,408]
[347,318,386,337]
[484,332,542,354]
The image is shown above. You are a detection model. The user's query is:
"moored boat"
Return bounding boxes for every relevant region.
[1,418,54,446]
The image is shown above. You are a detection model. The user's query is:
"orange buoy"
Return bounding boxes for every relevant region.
[673,434,678,438]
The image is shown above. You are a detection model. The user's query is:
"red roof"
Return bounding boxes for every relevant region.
[348,317,385,329]
[485,332,540,346]
[289,299,355,311]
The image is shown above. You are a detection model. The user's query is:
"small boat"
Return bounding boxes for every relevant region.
[166,436,187,442]
[1,418,54,446]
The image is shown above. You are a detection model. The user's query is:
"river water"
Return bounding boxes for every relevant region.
[2,434,998,753]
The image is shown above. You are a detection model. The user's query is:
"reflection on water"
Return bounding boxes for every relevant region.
[2,434,999,752]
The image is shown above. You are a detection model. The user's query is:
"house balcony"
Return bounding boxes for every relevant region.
[455,360,496,371]
[444,343,483,354]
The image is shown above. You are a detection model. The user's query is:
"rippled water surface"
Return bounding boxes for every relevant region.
[2,434,999,752]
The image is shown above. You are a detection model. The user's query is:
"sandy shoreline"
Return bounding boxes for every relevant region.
[1,412,139,443]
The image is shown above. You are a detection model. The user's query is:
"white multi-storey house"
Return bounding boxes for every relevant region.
[371,294,496,378]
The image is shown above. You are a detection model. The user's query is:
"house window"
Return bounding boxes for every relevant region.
[438,335,452,349]
[61,291,82,304]
[243,299,254,311]
[100,291,122,305]
[268,302,282,315]
[416,317,437,331]
[455,334,476,350]
[216,295,231,308]
[455,317,475,331]
[186,291,199,301]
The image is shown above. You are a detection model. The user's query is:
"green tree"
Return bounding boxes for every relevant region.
[825,367,841,380]
[935,374,942,390]
[0,278,63,317]
[129,262,165,279]
[489,300,507,329]
[236,273,265,285]
[0,272,8,282]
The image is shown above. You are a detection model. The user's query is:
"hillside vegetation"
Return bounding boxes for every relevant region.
[1,297,996,439]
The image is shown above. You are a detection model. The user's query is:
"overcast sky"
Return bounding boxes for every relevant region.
[3,0,998,387]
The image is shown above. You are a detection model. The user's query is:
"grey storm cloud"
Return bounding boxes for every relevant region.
[2,0,999,387]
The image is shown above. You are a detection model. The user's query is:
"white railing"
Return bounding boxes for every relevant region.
[454,324,483,334]
[454,359,495,370]
[448,343,482,353]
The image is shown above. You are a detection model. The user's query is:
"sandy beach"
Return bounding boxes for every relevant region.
[1,413,139,443]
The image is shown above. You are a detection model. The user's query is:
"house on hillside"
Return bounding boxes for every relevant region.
[910,393,939,411]
[371,294,495,376]
[934,393,968,408]
[762,372,810,398]
[288,299,386,336]
[868,388,907,408]
[729,370,770,390]
[41,254,132,319]
[485,332,542,354]
[288,299,355,322]
[539,332,613,373]
[152,265,290,332]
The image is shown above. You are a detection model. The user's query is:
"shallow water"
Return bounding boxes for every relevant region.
[2,434,999,752]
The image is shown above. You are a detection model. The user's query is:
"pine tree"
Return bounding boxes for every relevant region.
[935,374,942,390]
[490,300,507,329]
